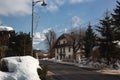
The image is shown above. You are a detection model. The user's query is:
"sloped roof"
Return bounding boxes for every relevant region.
[53,33,73,48]
[57,33,73,43]
[53,32,81,48]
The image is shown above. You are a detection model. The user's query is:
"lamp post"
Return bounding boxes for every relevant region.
[31,0,47,56]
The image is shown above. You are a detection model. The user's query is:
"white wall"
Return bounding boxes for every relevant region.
[65,47,73,58]
[55,38,74,60]
[55,47,74,60]
[59,39,67,44]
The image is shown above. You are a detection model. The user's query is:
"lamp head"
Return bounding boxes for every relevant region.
[41,0,47,6]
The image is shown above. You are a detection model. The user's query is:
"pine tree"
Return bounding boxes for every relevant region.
[7,32,31,57]
[112,1,120,40]
[84,23,96,58]
[96,12,117,64]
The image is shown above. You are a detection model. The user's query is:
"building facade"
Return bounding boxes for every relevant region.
[0,26,15,59]
[0,26,14,45]
[54,34,84,62]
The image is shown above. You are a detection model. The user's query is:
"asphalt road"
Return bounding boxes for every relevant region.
[40,60,120,80]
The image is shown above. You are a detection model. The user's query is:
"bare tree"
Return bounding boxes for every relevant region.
[69,27,85,62]
[45,29,56,58]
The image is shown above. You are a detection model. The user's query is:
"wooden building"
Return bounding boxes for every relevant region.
[0,26,15,59]
[0,26,14,45]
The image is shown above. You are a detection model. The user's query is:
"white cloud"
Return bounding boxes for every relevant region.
[0,0,95,16]
[64,28,68,33]
[33,32,46,41]
[72,16,82,27]
[33,27,55,50]
[69,0,83,4]
[69,0,94,4]
[0,0,31,16]
[47,3,58,12]
[33,32,47,50]
[45,0,94,12]
[72,16,81,24]
[55,0,65,6]
[46,0,65,12]
[43,28,52,33]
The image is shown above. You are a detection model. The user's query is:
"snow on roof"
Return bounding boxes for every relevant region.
[0,25,14,31]
[0,56,41,80]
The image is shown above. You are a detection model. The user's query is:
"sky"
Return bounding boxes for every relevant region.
[0,0,118,50]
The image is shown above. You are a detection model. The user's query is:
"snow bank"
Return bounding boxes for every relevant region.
[0,56,41,80]
[0,25,13,31]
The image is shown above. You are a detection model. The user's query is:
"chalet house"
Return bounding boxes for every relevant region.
[54,33,84,62]
[0,26,15,45]
[0,25,15,59]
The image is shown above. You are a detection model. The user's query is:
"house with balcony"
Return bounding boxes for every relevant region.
[54,33,84,62]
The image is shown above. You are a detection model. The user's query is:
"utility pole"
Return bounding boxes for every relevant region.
[31,0,47,56]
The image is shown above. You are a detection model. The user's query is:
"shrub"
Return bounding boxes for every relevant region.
[0,59,8,72]
[37,64,48,80]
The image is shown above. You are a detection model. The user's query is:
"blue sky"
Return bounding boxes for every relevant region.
[0,0,118,50]
[0,0,117,33]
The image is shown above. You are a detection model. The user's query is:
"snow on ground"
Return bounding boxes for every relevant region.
[0,56,41,80]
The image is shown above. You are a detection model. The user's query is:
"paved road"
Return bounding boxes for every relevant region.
[40,60,120,80]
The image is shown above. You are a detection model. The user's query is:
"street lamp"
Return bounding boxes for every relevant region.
[31,0,47,56]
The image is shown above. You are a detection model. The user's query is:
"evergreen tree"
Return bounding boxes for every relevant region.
[96,12,118,64]
[84,23,96,58]
[7,32,31,57]
[112,1,120,40]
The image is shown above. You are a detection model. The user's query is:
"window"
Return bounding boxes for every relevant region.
[69,47,71,52]
[69,55,71,59]
[60,48,62,53]
[63,47,65,53]
[63,41,65,44]
[59,42,60,45]
[57,48,58,53]
[58,41,60,45]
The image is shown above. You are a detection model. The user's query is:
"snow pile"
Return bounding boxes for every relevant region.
[80,58,120,70]
[0,56,41,80]
[0,25,13,31]
[86,61,107,69]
